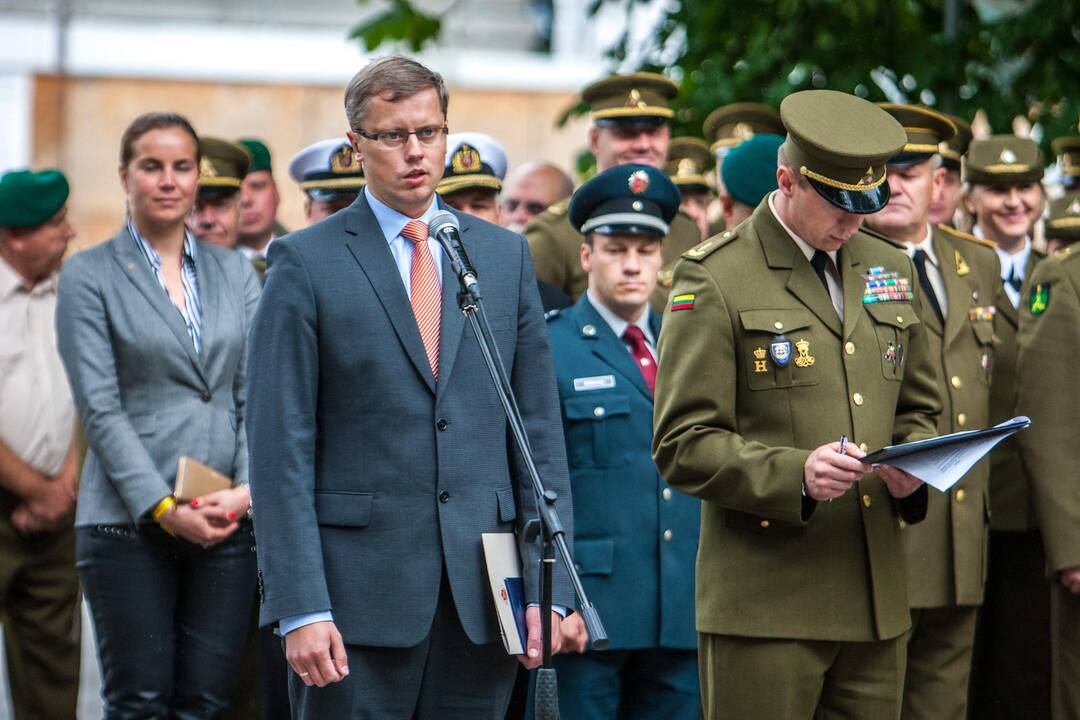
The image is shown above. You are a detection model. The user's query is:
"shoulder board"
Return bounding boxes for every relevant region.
[682,229,737,261]
[1054,243,1080,263]
[859,226,906,250]
[937,223,997,250]
[544,308,561,321]
[545,199,569,217]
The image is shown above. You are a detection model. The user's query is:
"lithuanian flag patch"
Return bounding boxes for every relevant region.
[671,293,696,312]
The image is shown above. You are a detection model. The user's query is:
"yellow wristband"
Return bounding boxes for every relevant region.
[152,495,176,522]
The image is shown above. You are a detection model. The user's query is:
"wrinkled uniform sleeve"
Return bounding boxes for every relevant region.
[246,240,330,626]
[1017,259,1080,573]
[55,255,172,520]
[652,258,811,525]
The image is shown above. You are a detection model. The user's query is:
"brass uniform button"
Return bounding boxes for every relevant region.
[956,489,967,503]
[593,406,606,418]
[759,520,770,529]
[662,488,672,501]
[845,342,855,355]
[951,376,962,389]
[896,315,904,324]
[859,442,869,453]
[862,494,872,508]
[957,413,967,427]
[663,529,674,542]
[774,321,784,330]
[853,392,864,406]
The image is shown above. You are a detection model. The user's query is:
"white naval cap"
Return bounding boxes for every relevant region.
[436,132,508,195]
[288,137,365,200]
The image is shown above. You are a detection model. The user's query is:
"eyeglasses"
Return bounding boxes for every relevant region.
[501,198,548,216]
[354,126,448,150]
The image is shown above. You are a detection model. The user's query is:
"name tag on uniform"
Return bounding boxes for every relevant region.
[573,375,616,392]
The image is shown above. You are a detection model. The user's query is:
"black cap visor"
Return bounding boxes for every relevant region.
[593,116,668,129]
[807,177,891,215]
[590,223,666,238]
[888,151,935,168]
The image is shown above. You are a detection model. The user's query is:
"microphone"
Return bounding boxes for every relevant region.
[429,210,480,298]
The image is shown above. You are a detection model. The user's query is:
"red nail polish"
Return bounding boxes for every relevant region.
[191,499,200,507]
[227,511,238,520]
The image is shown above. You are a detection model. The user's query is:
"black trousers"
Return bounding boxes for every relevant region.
[289,571,517,720]
[77,522,257,720]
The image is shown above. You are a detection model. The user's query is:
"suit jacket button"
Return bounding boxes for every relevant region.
[439,490,450,503]
[436,418,449,431]
[200,391,212,402]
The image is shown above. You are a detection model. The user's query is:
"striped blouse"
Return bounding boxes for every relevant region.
[128,219,203,354]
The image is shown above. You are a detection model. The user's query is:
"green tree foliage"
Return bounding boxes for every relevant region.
[350,0,1080,149]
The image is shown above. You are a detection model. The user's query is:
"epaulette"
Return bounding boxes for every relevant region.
[544,308,561,321]
[860,225,906,250]
[545,199,570,217]
[938,223,997,250]
[1055,243,1080,263]
[682,229,737,261]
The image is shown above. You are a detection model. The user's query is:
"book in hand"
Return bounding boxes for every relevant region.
[174,456,233,502]
[481,533,528,656]
[861,416,1031,493]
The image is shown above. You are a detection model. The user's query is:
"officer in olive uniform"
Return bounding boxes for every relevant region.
[664,137,713,242]
[288,137,366,225]
[653,90,941,719]
[542,164,699,719]
[718,133,784,230]
[1016,242,1080,720]
[1051,136,1080,191]
[235,138,287,282]
[191,137,250,250]
[1045,193,1080,255]
[966,136,1052,720]
[929,114,973,227]
[525,72,700,313]
[865,104,1000,720]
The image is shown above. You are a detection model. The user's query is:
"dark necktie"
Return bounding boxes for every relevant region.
[913,249,945,326]
[810,250,832,293]
[1006,266,1023,294]
[623,325,656,394]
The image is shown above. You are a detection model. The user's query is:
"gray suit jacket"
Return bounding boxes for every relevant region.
[246,195,574,647]
[56,226,261,526]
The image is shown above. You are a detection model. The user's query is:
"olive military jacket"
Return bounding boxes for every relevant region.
[653,200,941,643]
[525,199,701,312]
[1016,247,1080,574]
[988,248,1045,531]
[901,225,1000,608]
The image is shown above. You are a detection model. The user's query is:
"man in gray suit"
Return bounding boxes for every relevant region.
[246,55,574,719]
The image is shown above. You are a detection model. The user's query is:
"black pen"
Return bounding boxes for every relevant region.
[838,435,848,456]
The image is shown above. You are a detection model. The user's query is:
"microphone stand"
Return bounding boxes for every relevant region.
[446,248,608,720]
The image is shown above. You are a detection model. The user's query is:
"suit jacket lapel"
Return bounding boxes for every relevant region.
[756,206,843,338]
[343,196,436,395]
[111,227,208,384]
[577,298,652,401]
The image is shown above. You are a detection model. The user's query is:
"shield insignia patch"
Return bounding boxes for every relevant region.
[770,337,792,367]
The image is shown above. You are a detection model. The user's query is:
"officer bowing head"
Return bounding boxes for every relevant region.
[192,137,250,249]
[569,163,679,320]
[775,90,907,253]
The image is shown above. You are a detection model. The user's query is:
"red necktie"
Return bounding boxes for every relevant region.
[623,325,656,394]
[401,220,441,379]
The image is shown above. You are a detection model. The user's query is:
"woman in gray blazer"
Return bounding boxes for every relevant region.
[56,112,261,719]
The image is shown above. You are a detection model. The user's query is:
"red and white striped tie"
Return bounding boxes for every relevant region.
[401,220,441,379]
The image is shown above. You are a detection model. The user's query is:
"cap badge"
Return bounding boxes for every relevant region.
[199,157,218,178]
[677,158,699,176]
[451,144,482,174]
[626,88,647,110]
[330,145,356,174]
[1000,148,1017,164]
[628,169,650,195]
[732,122,755,142]
[858,166,876,187]
[1068,198,1080,215]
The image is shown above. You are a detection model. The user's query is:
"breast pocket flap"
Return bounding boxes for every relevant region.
[564,394,631,421]
[739,308,815,334]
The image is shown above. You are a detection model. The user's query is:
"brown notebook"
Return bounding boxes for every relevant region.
[174,456,233,502]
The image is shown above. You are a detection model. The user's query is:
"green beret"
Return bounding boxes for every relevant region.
[1045,192,1080,241]
[0,169,70,228]
[569,164,680,238]
[721,133,784,208]
[237,138,272,173]
[780,90,907,214]
[964,135,1044,186]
